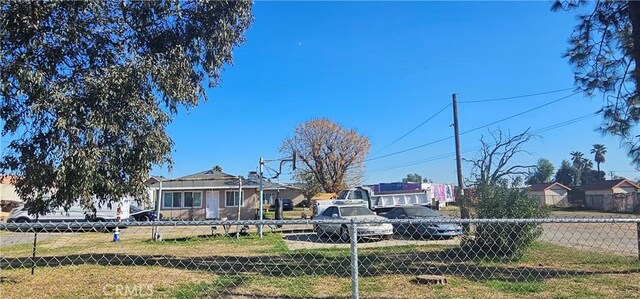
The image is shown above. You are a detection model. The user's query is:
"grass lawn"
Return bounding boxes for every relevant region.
[264,207,312,219]
[1,231,639,298]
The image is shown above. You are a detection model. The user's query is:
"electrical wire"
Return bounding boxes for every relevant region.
[458,87,575,104]
[365,91,581,162]
[371,103,451,155]
[459,91,581,135]
[365,111,598,174]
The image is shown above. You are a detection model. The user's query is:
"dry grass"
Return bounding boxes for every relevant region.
[0,265,215,299]
[1,228,285,259]
[2,227,639,298]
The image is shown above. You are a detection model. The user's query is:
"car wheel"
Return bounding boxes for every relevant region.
[140,215,150,222]
[340,226,351,243]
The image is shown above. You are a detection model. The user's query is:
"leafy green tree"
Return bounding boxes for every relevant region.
[525,158,555,184]
[582,170,606,185]
[553,1,640,168]
[591,144,607,172]
[0,1,253,215]
[554,160,576,186]
[402,173,423,183]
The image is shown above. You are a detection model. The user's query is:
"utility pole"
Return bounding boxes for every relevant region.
[452,93,469,222]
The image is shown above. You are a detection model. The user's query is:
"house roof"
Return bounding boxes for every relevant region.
[176,169,237,181]
[584,179,640,191]
[528,182,571,192]
[146,168,301,191]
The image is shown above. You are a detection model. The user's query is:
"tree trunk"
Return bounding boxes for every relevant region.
[629,0,640,91]
[597,162,600,172]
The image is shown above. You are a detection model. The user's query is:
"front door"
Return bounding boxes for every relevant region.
[206,191,219,219]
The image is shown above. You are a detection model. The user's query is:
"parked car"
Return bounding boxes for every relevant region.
[129,205,160,221]
[380,206,463,238]
[281,199,293,211]
[270,199,294,211]
[313,203,393,241]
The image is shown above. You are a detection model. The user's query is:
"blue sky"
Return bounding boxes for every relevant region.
[150,1,638,184]
[4,2,633,184]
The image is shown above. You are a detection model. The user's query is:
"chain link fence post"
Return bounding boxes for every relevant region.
[350,218,359,299]
[637,221,640,261]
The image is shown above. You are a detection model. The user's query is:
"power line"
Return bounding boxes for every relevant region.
[366,135,454,162]
[366,91,581,162]
[371,103,451,155]
[459,91,581,135]
[459,87,575,104]
[365,111,598,174]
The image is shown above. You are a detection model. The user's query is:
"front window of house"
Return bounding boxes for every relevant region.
[183,192,202,208]
[163,191,202,208]
[262,192,274,205]
[226,191,244,207]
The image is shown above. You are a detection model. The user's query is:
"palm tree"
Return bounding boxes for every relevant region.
[590,144,607,172]
[570,151,585,185]
[212,165,223,172]
[581,158,593,171]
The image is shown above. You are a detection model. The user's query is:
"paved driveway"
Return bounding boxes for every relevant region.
[540,211,639,257]
[282,232,461,250]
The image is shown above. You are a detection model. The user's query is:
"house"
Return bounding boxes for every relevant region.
[584,179,640,212]
[145,168,303,220]
[527,182,571,207]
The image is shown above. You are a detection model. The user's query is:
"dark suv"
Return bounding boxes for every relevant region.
[282,199,293,211]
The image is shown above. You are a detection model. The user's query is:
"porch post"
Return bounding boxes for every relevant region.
[237,177,242,239]
[152,179,163,241]
[258,157,264,238]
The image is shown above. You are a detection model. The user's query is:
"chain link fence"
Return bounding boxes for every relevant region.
[1,217,639,298]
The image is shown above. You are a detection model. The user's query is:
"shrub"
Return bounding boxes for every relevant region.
[463,181,548,259]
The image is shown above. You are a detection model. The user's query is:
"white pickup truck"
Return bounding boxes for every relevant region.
[336,186,433,213]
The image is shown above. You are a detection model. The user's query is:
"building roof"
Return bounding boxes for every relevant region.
[528,182,571,192]
[176,169,237,181]
[584,179,640,191]
[146,168,300,191]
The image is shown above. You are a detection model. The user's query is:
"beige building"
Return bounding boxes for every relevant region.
[584,179,640,212]
[527,182,571,207]
[146,169,303,220]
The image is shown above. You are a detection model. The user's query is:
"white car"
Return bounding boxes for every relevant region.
[313,204,393,242]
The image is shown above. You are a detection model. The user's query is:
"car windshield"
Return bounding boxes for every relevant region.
[337,190,349,199]
[404,207,441,217]
[130,205,141,213]
[339,206,374,216]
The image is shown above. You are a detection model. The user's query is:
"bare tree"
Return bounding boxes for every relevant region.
[465,129,536,186]
[281,118,371,193]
